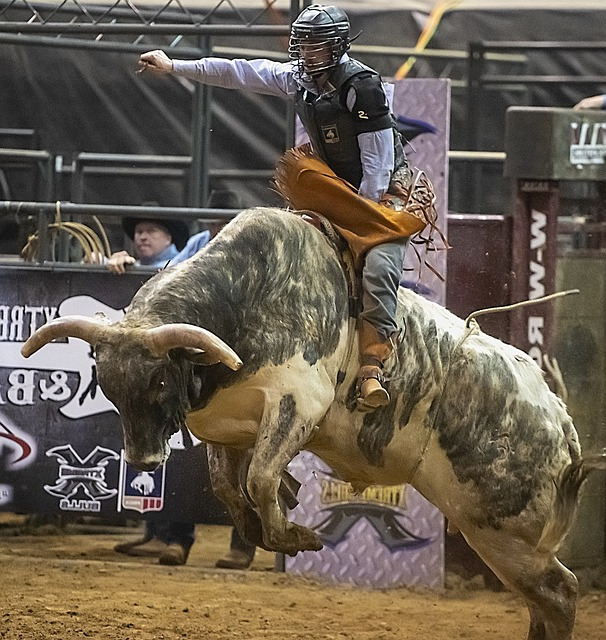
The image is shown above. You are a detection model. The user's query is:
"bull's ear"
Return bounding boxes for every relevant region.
[181,347,221,366]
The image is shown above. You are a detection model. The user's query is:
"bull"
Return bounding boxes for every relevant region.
[22,207,606,640]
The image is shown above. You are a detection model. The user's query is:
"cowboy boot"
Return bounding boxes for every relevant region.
[356,319,394,412]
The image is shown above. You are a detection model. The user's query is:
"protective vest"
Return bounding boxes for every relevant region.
[294,59,406,189]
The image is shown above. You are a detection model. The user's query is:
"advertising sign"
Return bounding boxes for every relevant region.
[0,266,228,523]
[285,452,444,589]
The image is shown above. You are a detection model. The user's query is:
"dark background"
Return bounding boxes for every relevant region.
[1,4,605,211]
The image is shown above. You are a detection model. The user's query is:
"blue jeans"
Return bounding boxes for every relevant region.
[360,240,408,339]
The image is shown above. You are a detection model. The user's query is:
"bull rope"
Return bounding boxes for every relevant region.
[464,288,580,329]
[403,288,580,488]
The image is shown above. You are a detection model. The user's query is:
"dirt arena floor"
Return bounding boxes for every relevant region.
[1,515,605,640]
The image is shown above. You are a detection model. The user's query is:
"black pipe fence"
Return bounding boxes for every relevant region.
[0,199,242,264]
[2,2,606,214]
[463,40,606,212]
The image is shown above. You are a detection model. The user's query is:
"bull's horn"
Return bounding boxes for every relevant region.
[21,315,110,357]
[146,324,243,371]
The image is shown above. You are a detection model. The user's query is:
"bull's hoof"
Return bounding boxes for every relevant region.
[240,516,272,552]
[265,522,323,556]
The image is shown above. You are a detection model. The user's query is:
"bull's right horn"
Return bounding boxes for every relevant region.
[146,324,243,371]
[20,316,110,357]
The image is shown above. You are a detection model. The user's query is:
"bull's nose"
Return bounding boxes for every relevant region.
[126,456,162,472]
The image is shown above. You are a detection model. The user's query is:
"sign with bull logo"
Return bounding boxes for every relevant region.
[117,452,167,514]
[0,267,228,523]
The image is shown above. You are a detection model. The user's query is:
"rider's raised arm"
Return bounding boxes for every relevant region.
[172,57,297,98]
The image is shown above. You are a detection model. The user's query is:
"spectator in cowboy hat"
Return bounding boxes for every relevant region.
[107,213,189,274]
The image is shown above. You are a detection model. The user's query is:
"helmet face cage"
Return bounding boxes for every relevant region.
[289,5,350,78]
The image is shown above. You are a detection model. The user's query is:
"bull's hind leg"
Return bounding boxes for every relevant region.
[462,528,578,640]
[246,393,323,556]
[517,558,578,640]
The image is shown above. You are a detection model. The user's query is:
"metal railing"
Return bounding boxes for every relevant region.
[0,148,53,201]
[0,199,240,264]
[2,4,606,215]
[0,0,300,207]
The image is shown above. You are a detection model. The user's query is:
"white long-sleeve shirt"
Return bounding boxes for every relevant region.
[172,55,394,202]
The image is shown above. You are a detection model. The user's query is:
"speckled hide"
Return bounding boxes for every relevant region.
[22,207,605,640]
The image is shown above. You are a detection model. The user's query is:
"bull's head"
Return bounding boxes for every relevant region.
[21,316,242,470]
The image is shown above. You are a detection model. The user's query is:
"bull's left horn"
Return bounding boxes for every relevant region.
[21,316,110,357]
[146,324,243,371]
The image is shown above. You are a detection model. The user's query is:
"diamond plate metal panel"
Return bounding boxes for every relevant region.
[285,452,444,589]
[393,78,451,306]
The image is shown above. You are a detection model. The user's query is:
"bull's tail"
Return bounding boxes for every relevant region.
[536,452,606,555]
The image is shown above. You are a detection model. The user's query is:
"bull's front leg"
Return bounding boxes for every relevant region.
[205,443,269,551]
[245,393,322,556]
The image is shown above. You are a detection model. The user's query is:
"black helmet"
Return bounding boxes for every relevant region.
[289,4,350,77]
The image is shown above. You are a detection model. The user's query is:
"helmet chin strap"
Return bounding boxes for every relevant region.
[307,70,331,85]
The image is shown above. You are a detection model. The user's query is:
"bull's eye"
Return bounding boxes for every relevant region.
[159,380,166,389]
